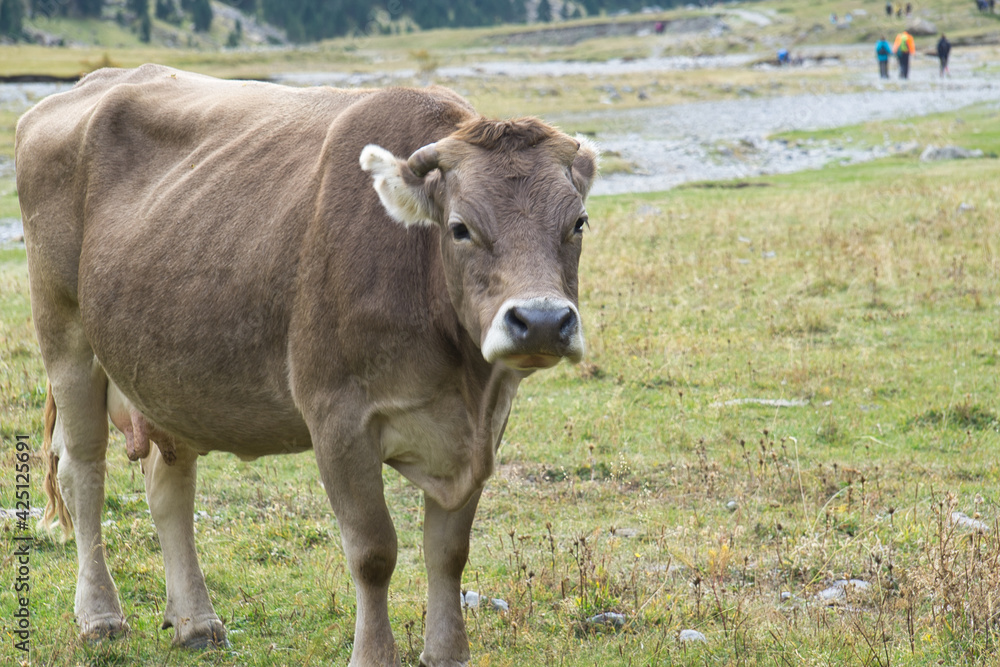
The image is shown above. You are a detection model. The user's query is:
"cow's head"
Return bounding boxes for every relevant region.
[361,117,598,372]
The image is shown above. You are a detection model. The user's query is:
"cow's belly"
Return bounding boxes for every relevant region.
[78,246,311,456]
[100,361,311,457]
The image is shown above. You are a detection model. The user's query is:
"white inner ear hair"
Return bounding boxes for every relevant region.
[360,144,435,227]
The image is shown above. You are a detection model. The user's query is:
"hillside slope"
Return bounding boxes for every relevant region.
[20,0,286,49]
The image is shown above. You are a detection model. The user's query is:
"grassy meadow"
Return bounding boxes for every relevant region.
[2,6,1000,666]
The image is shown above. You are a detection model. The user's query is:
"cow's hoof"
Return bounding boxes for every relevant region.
[79,614,130,642]
[168,617,228,649]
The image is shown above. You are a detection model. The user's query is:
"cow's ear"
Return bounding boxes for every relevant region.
[571,136,599,199]
[360,145,440,226]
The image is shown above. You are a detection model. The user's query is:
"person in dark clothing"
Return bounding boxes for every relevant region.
[937,34,952,77]
[885,1,893,16]
[894,30,915,79]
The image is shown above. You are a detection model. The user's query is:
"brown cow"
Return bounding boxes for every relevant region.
[15,64,597,666]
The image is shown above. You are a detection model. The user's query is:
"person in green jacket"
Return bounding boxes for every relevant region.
[893,30,915,79]
[875,36,892,79]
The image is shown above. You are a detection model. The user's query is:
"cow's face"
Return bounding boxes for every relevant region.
[361,118,598,371]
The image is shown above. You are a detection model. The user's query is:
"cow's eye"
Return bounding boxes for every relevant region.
[574,216,588,234]
[450,222,471,241]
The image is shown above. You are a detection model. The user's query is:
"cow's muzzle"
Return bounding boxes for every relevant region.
[481,298,585,371]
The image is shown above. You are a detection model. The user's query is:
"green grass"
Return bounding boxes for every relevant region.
[1,122,999,664]
[776,102,1000,157]
[1,109,19,221]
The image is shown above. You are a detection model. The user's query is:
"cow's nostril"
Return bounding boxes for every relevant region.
[505,308,530,340]
[557,308,577,341]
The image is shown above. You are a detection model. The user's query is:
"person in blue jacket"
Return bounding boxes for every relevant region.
[875,35,892,79]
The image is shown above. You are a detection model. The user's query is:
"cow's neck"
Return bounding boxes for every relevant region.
[377,268,522,511]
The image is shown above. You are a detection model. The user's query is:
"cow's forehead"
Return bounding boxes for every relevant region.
[445,160,584,226]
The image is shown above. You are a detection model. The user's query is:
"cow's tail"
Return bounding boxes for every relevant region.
[41,381,74,539]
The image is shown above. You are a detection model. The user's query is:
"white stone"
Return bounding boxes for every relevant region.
[588,612,626,628]
[952,511,990,533]
[679,629,707,642]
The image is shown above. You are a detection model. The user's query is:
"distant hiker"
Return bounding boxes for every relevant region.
[876,36,892,78]
[893,29,915,79]
[905,2,912,15]
[937,34,951,76]
[778,48,790,65]
[885,1,893,16]
[655,21,665,34]
[830,12,837,24]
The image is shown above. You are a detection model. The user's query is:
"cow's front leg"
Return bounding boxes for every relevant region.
[315,428,400,667]
[420,489,482,667]
[143,443,226,648]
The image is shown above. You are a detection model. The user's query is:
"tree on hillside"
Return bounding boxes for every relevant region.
[410,0,450,30]
[125,0,151,41]
[511,0,527,23]
[227,18,242,46]
[30,0,103,17]
[0,0,24,39]
[537,0,552,22]
[155,0,181,24]
[76,0,103,16]
[189,0,211,31]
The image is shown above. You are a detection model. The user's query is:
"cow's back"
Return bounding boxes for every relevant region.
[16,65,474,455]
[17,65,360,303]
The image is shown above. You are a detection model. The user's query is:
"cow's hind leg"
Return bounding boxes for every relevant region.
[420,491,481,667]
[142,443,226,648]
[46,356,128,639]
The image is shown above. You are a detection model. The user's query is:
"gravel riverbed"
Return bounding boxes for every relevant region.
[578,74,1000,196]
